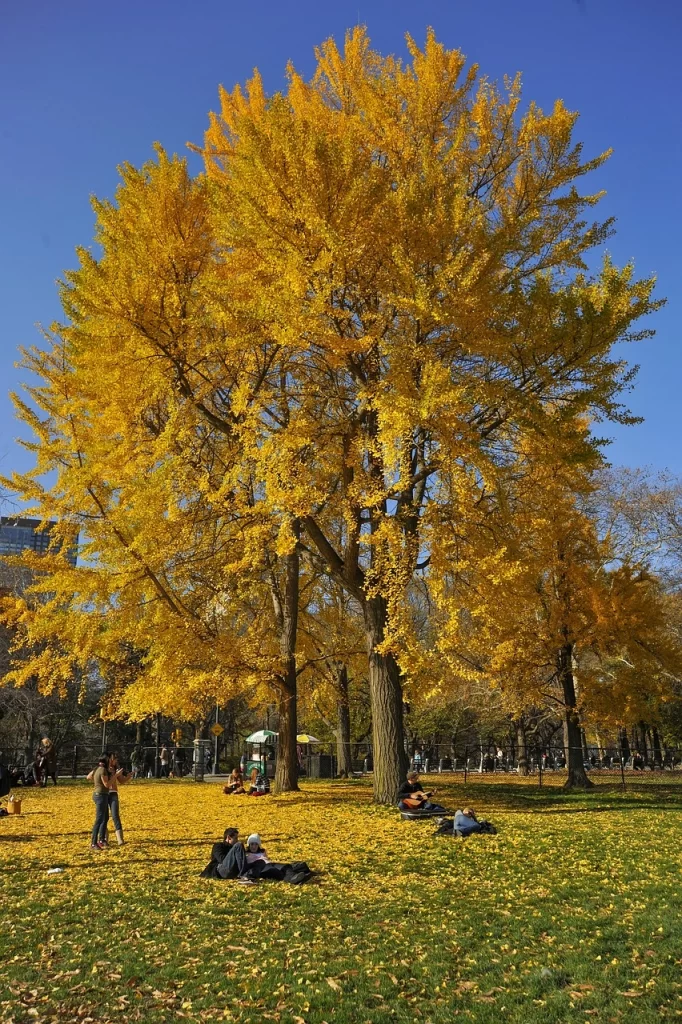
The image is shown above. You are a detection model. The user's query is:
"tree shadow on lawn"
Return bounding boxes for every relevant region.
[440,781,682,810]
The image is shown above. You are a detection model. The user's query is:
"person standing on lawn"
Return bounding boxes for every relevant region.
[106,752,130,845]
[90,756,110,851]
[130,745,142,779]
[39,738,58,786]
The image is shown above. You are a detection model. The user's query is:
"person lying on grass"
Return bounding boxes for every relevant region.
[200,828,312,885]
[454,807,483,836]
[435,807,498,837]
[397,770,447,814]
[244,833,313,885]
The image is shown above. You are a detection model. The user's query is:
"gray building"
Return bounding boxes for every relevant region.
[0,517,78,596]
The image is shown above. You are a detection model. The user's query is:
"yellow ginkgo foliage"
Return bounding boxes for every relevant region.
[2,29,663,803]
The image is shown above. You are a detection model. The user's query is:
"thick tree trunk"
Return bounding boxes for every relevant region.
[558,643,593,789]
[515,719,529,776]
[274,670,298,794]
[334,663,352,777]
[364,595,409,804]
[272,522,300,794]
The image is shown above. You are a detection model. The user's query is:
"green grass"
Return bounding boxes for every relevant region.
[1,778,681,1023]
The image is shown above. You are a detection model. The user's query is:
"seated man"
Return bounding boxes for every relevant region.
[397,771,447,813]
[244,833,312,885]
[200,828,255,884]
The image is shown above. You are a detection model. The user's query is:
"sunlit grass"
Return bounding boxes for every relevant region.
[1,778,681,1023]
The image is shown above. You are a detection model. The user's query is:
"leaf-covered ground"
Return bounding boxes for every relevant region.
[1,777,681,1024]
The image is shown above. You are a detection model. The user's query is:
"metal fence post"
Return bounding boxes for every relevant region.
[72,745,78,779]
[464,746,468,785]
[538,749,543,787]
[620,756,626,791]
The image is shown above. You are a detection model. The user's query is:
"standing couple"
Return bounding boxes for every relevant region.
[89,752,130,850]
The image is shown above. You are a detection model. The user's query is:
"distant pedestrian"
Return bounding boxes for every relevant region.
[130,745,142,779]
[31,748,44,786]
[172,745,185,778]
[40,738,58,786]
[159,746,169,778]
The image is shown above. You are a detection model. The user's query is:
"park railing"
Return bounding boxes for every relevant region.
[2,742,218,782]
[408,744,682,789]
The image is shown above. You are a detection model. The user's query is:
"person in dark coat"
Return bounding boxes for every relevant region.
[40,738,58,786]
[200,828,253,883]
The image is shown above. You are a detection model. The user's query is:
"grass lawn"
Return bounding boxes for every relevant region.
[1,777,681,1024]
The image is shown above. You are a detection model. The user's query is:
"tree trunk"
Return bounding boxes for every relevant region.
[652,726,663,766]
[272,522,300,794]
[274,671,298,793]
[619,727,630,763]
[558,643,593,789]
[515,718,529,776]
[334,663,352,777]
[364,595,408,803]
[637,721,648,761]
[581,727,590,762]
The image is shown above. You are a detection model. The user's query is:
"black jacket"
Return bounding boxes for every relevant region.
[200,841,233,879]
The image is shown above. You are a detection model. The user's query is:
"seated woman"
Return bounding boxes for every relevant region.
[223,768,245,795]
[397,771,447,814]
[246,769,270,796]
[244,833,312,884]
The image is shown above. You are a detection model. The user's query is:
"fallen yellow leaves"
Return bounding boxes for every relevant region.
[1,777,681,1024]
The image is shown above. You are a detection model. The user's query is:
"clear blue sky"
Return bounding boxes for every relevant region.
[1,0,680,486]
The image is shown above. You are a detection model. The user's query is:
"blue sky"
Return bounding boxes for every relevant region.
[1,0,680,488]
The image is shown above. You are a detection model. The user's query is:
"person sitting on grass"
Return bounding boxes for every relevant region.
[247,769,270,796]
[223,768,245,795]
[200,827,256,884]
[397,770,447,814]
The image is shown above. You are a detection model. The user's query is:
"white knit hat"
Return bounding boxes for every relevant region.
[246,833,261,847]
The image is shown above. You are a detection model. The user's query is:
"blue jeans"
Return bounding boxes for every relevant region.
[454,812,482,836]
[108,792,122,835]
[91,792,109,845]
[217,842,248,879]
